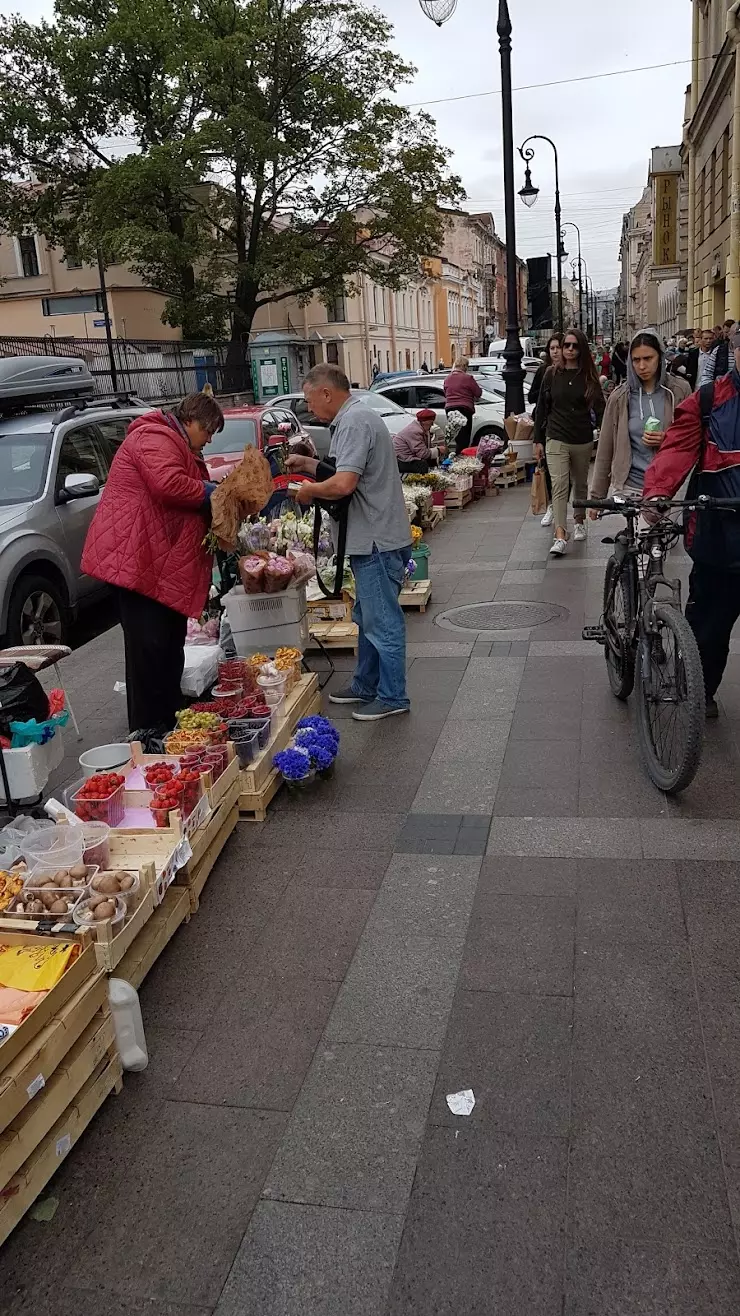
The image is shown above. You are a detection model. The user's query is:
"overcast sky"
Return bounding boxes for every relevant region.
[9,0,693,290]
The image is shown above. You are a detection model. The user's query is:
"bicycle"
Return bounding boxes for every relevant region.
[576,494,740,794]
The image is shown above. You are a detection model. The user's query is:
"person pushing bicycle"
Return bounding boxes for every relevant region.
[643,323,740,719]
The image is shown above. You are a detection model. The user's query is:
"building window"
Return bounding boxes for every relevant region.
[42,293,103,316]
[327,292,346,323]
[65,253,83,270]
[326,342,339,364]
[18,234,40,278]
[398,350,402,369]
[386,350,390,371]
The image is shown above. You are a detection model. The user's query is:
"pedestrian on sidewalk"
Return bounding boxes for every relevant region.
[611,341,628,385]
[643,325,740,718]
[590,328,691,507]
[533,326,605,556]
[529,332,563,528]
[288,363,412,721]
[696,328,719,389]
[713,320,736,379]
[81,393,223,734]
[443,357,482,453]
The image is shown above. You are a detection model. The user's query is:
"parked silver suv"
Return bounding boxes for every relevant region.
[0,395,148,645]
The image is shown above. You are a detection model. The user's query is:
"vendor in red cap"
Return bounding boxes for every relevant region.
[392,408,439,473]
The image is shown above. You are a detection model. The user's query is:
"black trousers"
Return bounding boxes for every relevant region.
[397,458,430,475]
[447,408,473,455]
[685,562,740,700]
[115,587,188,733]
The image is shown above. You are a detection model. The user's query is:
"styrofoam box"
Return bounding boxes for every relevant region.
[222,583,309,657]
[0,729,64,804]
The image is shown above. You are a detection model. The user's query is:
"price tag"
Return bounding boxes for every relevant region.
[174,836,193,868]
[26,1073,45,1099]
[55,1133,71,1158]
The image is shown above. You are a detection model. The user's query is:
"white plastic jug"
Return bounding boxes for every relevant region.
[108,978,148,1072]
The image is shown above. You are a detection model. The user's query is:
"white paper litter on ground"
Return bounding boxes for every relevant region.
[446,1089,475,1116]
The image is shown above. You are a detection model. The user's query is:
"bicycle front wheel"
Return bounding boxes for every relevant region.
[635,602,705,793]
[603,555,637,700]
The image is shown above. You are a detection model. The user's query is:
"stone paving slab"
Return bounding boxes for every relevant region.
[9,480,740,1316]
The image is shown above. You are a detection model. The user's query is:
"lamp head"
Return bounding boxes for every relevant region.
[419,0,458,23]
[518,165,539,208]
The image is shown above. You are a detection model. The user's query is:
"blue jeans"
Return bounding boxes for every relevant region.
[349,546,412,708]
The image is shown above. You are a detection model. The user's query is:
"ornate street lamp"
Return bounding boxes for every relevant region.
[518,135,563,332]
[562,221,583,330]
[419,0,524,415]
[419,0,458,24]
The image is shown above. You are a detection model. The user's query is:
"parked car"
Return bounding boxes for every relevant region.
[467,356,542,386]
[0,368,149,645]
[271,389,413,457]
[372,373,533,442]
[204,403,306,481]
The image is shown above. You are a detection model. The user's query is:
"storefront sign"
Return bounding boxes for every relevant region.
[280,355,290,393]
[654,173,678,268]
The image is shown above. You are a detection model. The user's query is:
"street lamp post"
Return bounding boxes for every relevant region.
[517,134,564,333]
[420,0,524,415]
[561,221,583,330]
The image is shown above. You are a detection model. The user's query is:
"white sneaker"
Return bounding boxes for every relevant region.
[574,524,587,542]
[541,505,554,527]
[549,538,567,556]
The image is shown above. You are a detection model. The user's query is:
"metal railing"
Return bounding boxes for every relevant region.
[0,335,252,402]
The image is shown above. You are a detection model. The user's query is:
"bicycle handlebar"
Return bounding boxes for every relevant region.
[573,495,740,514]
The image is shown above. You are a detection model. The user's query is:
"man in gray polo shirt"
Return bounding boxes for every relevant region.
[290,363,412,719]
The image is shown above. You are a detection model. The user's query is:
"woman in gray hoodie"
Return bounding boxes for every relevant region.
[590,329,691,506]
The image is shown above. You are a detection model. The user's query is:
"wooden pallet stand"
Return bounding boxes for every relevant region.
[306,591,353,624]
[400,579,432,612]
[116,885,190,989]
[308,620,358,653]
[423,505,446,530]
[0,1050,122,1246]
[493,460,526,488]
[175,777,240,912]
[239,672,321,820]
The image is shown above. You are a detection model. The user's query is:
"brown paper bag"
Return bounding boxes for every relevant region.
[530,464,548,515]
[504,415,518,443]
[210,447,274,550]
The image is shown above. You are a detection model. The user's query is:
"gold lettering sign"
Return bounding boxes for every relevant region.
[653,174,678,268]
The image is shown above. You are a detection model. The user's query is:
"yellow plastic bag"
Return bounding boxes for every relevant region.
[0,941,79,993]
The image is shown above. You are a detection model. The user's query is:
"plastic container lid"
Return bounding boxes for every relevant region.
[24,824,84,868]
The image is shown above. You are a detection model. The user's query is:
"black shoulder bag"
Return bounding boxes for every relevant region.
[311,457,353,599]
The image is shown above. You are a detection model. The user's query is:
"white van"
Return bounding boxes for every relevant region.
[487,337,536,359]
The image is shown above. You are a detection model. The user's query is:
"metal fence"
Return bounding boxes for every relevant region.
[0,335,252,402]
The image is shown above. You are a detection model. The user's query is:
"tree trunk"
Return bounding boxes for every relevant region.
[224,275,258,393]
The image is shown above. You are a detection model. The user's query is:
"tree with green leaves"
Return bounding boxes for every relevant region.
[0,0,462,369]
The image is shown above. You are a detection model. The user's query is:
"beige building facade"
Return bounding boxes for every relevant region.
[618,146,689,341]
[0,232,178,341]
[686,0,737,327]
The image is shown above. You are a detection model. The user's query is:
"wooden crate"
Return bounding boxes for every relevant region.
[238,674,319,803]
[307,620,358,653]
[306,591,353,624]
[0,1008,115,1189]
[239,682,322,822]
[400,579,432,612]
[175,778,240,912]
[422,505,446,530]
[0,935,98,1071]
[445,489,473,510]
[116,885,190,989]
[0,972,107,1135]
[0,1051,122,1246]
[82,864,157,974]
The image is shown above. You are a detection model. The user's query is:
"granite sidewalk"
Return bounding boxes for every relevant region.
[3,484,740,1315]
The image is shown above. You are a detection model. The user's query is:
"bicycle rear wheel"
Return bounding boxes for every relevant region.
[603,555,637,699]
[635,602,705,793]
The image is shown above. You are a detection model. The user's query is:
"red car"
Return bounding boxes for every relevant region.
[204,403,308,481]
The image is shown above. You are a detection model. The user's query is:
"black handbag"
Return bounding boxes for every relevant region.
[311,457,352,599]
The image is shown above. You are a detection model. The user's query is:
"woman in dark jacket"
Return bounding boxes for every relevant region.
[533,327,605,556]
[529,334,562,526]
[611,342,628,385]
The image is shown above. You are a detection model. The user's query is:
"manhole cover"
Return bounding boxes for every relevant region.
[436,600,567,636]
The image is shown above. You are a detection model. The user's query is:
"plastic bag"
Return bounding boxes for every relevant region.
[238,556,267,594]
[263,556,294,594]
[0,664,49,739]
[286,549,315,586]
